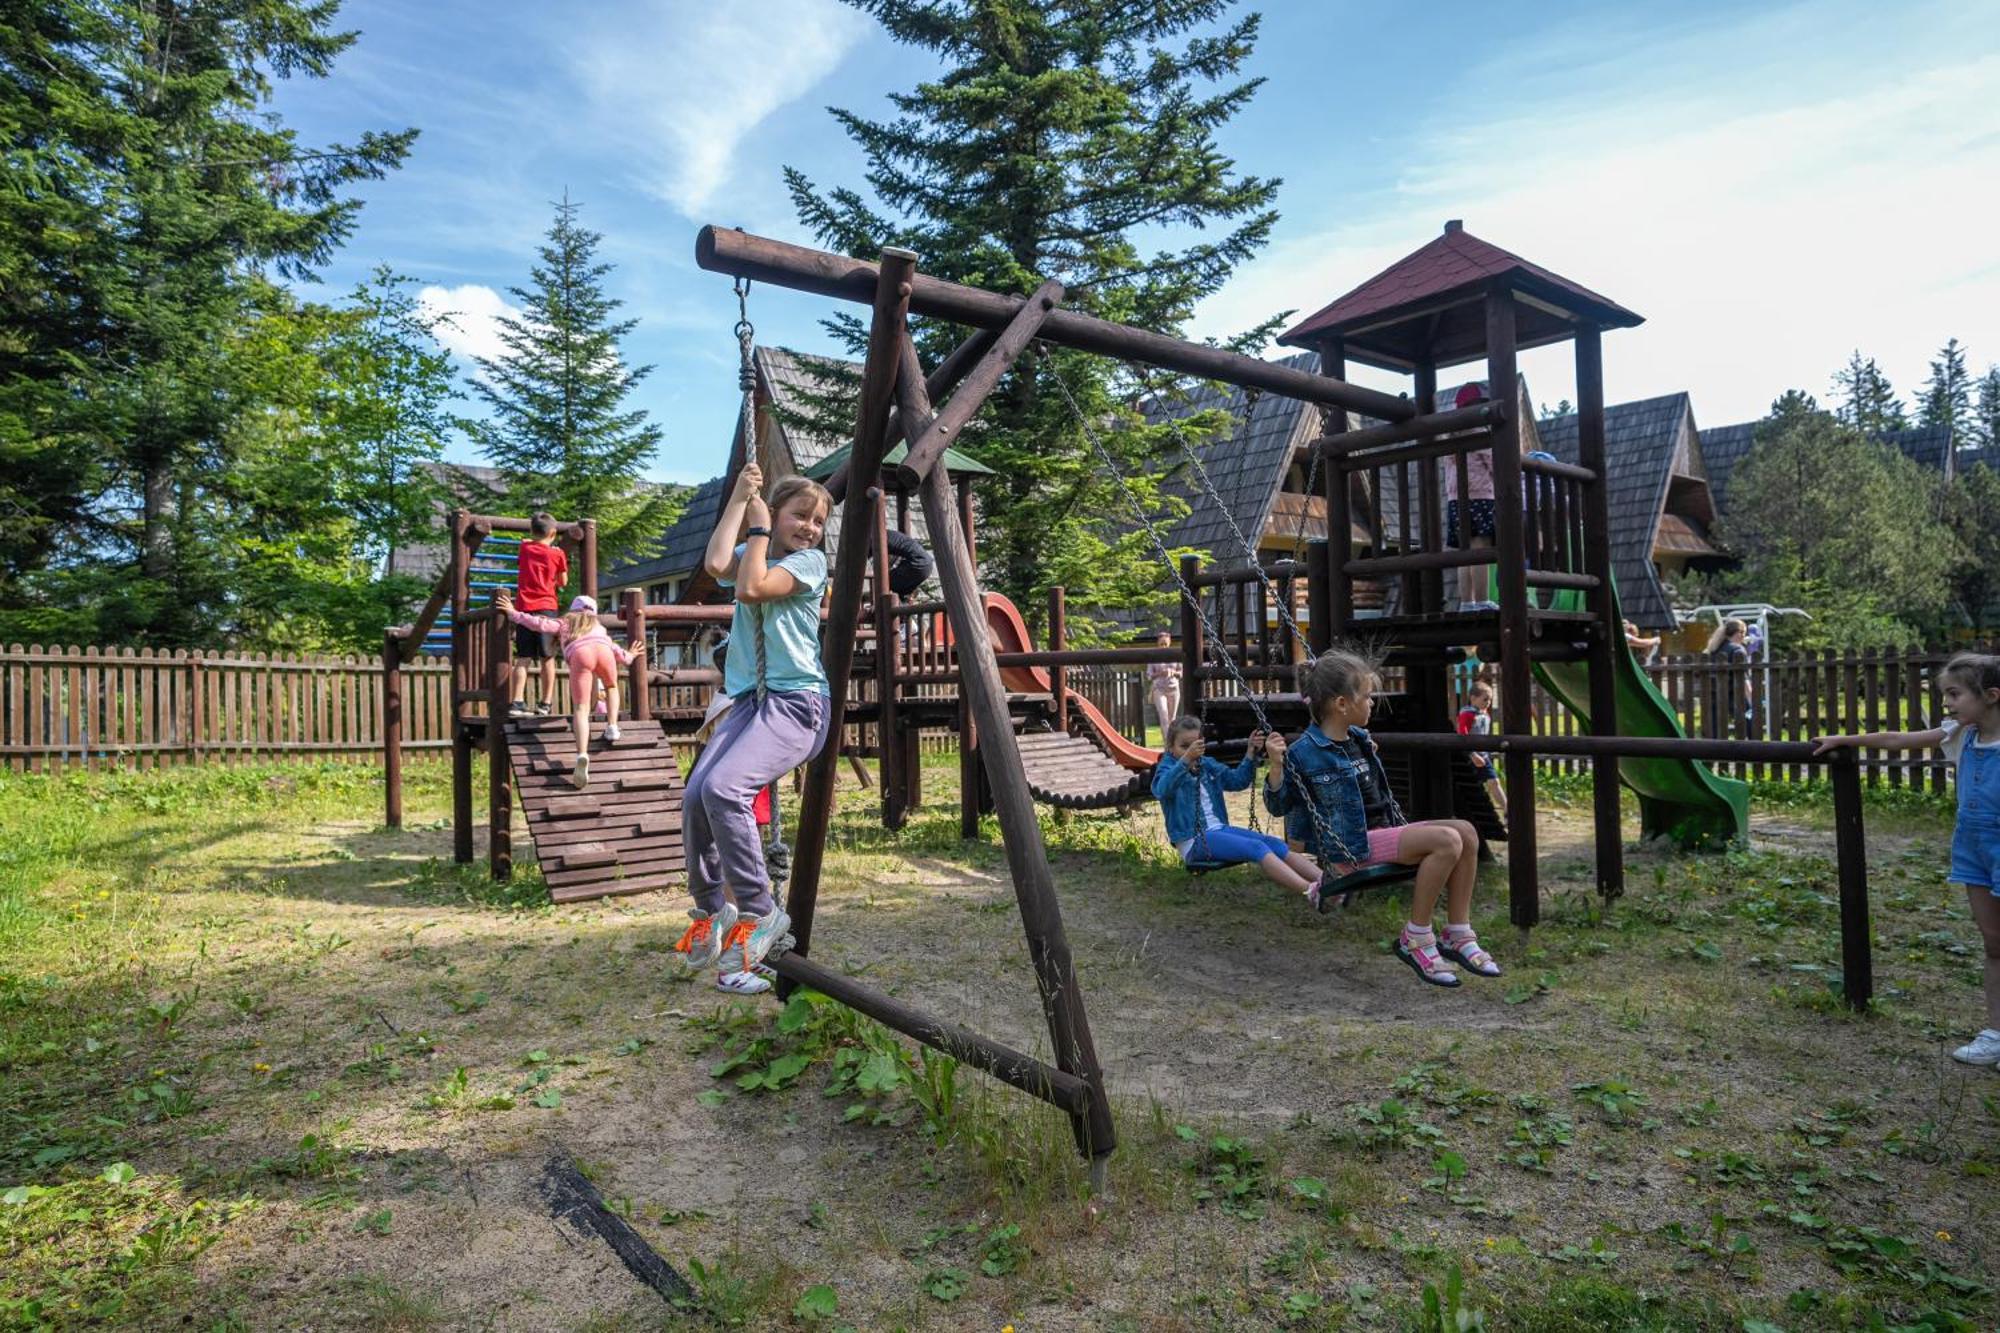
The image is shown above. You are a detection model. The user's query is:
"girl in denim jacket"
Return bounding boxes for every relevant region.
[1152,718,1322,894]
[1264,648,1503,988]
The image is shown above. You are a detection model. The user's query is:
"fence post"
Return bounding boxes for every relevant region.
[1829,749,1872,1011]
[383,631,404,828]
[188,654,205,763]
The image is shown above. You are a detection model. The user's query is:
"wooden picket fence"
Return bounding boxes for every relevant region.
[1,643,453,772]
[1524,647,1964,789]
[3,640,1974,790]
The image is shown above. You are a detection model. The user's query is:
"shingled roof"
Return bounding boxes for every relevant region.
[386,462,506,582]
[600,345,944,599]
[1277,221,1642,372]
[1538,394,1717,629]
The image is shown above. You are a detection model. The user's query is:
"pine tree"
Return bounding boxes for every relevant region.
[467,198,677,566]
[1919,338,1972,442]
[1974,365,2000,452]
[0,0,414,643]
[785,0,1280,631]
[1830,350,1907,434]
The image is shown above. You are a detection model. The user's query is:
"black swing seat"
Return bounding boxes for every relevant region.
[1184,856,1418,905]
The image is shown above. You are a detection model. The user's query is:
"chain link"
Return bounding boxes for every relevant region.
[731,275,769,702]
[1129,364,1316,664]
[1044,353,1367,865]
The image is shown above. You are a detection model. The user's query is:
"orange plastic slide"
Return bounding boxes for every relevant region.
[982,593,1161,772]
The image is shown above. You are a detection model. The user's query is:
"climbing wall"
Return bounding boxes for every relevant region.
[505,716,687,903]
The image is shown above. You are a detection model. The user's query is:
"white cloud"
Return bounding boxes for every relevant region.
[418,283,526,369]
[567,0,870,219]
[1197,23,2000,427]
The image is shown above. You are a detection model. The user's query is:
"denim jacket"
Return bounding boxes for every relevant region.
[1262,723,1405,866]
[1152,750,1260,848]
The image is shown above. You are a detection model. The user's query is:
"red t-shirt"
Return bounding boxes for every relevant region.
[515,540,569,612]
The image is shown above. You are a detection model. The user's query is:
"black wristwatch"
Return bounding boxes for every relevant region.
[745,526,772,539]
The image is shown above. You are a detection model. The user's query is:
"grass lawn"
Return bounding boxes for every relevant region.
[1,757,1995,1331]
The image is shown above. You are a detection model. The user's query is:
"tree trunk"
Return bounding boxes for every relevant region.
[142,456,174,580]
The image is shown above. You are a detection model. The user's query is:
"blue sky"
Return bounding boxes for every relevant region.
[274,0,2000,486]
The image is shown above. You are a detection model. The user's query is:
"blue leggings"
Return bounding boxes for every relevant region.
[1184,825,1291,866]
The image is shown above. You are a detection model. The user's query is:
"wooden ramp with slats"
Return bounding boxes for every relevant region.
[505,716,686,903]
[1016,729,1150,811]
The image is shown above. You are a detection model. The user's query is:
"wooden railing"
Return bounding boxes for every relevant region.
[2,643,453,771]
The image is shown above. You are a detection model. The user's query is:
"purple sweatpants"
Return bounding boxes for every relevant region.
[683,689,830,917]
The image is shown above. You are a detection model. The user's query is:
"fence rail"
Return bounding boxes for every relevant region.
[2,643,453,771]
[2,640,1973,791]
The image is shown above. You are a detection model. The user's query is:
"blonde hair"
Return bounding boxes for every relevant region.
[768,476,832,530]
[1705,618,1746,654]
[561,610,599,641]
[1302,644,1383,718]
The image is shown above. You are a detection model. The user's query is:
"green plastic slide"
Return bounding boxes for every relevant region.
[1504,574,1749,848]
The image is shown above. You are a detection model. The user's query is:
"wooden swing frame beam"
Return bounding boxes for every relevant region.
[704,238,1118,1170]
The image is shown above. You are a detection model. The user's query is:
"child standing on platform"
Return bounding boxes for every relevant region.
[1443,382,1498,612]
[1816,653,2000,1066]
[1152,718,1321,893]
[1264,647,1503,988]
[495,591,641,790]
[509,514,569,716]
[676,463,833,995]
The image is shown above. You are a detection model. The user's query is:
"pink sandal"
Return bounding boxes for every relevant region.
[1439,930,1502,978]
[1395,930,1461,988]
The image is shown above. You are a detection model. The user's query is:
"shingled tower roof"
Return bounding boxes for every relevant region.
[1277,221,1642,371]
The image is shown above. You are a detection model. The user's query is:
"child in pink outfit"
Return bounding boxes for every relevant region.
[495,591,643,789]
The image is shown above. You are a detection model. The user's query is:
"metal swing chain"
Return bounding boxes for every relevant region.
[1044,354,1366,866]
[732,275,771,704]
[1126,361,1316,664]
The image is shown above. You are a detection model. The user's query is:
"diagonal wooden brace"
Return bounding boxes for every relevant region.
[892,279,1063,492]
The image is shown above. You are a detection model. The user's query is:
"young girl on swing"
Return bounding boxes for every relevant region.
[1816,652,2000,1065]
[674,462,833,995]
[494,591,643,790]
[1152,718,1322,893]
[1263,646,1503,988]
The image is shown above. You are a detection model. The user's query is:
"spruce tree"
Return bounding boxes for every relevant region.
[1974,365,2000,452]
[0,0,414,643]
[1830,351,1907,434]
[1919,337,1972,441]
[468,198,677,566]
[786,0,1280,631]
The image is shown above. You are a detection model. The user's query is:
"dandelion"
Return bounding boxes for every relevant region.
[1936,1230,1952,1243]
[1483,1237,1496,1248]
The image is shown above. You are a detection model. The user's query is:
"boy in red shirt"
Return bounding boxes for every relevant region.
[510,513,569,715]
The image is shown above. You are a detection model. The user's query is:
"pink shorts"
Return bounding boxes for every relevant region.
[564,640,621,688]
[1334,825,1406,873]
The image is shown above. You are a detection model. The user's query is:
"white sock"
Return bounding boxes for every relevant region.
[1404,922,1434,942]
[1443,923,1477,942]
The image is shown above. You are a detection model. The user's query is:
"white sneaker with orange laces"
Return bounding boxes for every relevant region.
[672,905,737,972]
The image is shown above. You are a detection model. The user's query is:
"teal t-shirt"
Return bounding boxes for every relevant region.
[719,545,830,697]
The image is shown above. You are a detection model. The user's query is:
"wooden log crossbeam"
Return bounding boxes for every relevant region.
[696,225,1414,422]
[892,279,1063,490]
[1311,399,1504,460]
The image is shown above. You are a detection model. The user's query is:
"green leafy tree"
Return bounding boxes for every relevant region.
[466,197,678,567]
[0,0,414,645]
[318,267,456,618]
[785,0,1281,634]
[1943,459,2000,631]
[1830,350,1906,434]
[1713,393,1964,647]
[1919,337,1972,442]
